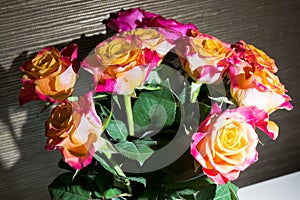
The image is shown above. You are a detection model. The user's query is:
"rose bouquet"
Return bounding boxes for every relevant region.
[19,8,292,200]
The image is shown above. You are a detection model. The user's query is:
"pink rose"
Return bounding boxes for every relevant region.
[19,44,78,105]
[107,7,147,32]
[145,15,198,40]
[82,32,165,95]
[177,33,233,84]
[191,104,277,184]
[45,92,103,169]
[106,7,198,40]
[228,42,293,114]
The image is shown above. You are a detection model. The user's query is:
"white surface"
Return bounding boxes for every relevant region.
[238,171,300,200]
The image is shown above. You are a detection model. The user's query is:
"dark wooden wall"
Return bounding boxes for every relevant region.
[0,0,299,199]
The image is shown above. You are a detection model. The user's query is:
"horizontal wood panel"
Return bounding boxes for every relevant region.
[1,0,299,199]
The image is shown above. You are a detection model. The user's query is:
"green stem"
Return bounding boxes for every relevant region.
[102,153,132,194]
[124,95,134,136]
[111,159,133,194]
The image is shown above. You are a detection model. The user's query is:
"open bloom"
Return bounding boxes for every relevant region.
[191,104,277,184]
[231,41,278,73]
[106,7,198,40]
[228,41,293,115]
[82,31,170,95]
[124,28,175,55]
[106,7,148,32]
[45,92,104,169]
[178,34,233,84]
[19,44,78,105]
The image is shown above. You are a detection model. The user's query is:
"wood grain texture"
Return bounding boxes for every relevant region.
[0,0,299,199]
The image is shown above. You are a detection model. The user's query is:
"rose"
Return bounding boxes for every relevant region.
[97,36,141,66]
[190,104,276,184]
[228,42,293,115]
[45,92,105,169]
[231,41,278,73]
[82,33,162,95]
[178,34,233,84]
[19,44,78,105]
[146,15,198,40]
[106,7,198,40]
[106,7,148,32]
[124,28,175,55]
[229,59,292,114]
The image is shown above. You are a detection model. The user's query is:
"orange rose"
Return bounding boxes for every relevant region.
[19,44,78,105]
[229,42,293,115]
[45,92,104,169]
[231,41,278,73]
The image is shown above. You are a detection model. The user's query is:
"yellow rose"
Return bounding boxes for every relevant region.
[190,34,230,59]
[19,45,78,105]
[96,36,141,67]
[22,47,61,79]
[125,28,174,55]
[247,43,278,73]
[191,104,276,184]
[82,34,162,95]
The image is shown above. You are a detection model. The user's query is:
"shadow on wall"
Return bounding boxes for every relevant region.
[0,33,110,200]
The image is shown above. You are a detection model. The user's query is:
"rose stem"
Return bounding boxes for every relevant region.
[124,95,134,136]
[110,158,132,194]
[99,153,132,194]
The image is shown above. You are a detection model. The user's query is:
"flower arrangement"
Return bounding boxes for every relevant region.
[19,8,293,200]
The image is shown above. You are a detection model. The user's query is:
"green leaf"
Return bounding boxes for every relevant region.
[67,96,78,102]
[182,195,196,200]
[94,191,103,198]
[114,139,156,165]
[102,109,113,132]
[93,153,118,176]
[93,94,108,99]
[199,102,211,121]
[133,89,176,133]
[104,188,122,199]
[137,84,163,91]
[196,184,216,200]
[126,176,147,187]
[138,190,159,200]
[106,120,128,141]
[48,172,92,200]
[164,175,212,191]
[208,96,234,105]
[96,136,117,155]
[191,82,202,103]
[96,100,111,120]
[94,168,114,195]
[49,189,88,200]
[177,188,197,196]
[228,182,239,200]
[213,182,239,200]
[112,94,121,109]
[166,189,182,199]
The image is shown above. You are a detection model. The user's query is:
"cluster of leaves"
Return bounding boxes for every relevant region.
[49,159,239,200]
[105,88,177,165]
